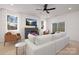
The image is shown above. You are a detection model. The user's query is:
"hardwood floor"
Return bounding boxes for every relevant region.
[0,40,79,55]
[57,40,79,55]
[0,43,16,55]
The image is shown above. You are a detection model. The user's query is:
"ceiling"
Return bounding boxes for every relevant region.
[0,4,79,18]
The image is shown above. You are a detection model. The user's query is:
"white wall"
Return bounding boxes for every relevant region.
[1,8,79,42]
[0,8,44,43]
[46,11,79,41]
[0,8,5,43]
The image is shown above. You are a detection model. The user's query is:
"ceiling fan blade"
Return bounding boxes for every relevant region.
[46,10,49,14]
[36,9,42,10]
[47,8,56,10]
[44,4,48,10]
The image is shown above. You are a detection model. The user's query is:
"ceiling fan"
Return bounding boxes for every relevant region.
[36,4,56,14]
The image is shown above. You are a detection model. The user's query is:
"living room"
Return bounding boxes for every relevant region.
[0,4,79,55]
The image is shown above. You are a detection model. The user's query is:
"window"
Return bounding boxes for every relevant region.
[52,23,57,33]
[52,22,65,33]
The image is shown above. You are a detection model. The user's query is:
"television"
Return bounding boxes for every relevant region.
[26,18,37,26]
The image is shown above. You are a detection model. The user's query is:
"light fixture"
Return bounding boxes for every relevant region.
[68,8,72,10]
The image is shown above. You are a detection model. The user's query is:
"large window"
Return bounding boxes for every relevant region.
[52,22,65,33]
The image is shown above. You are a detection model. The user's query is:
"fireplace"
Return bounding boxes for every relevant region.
[25,28,39,39]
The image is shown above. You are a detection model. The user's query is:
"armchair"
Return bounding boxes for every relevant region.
[4,32,21,46]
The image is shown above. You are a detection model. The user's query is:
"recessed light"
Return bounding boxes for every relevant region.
[68,8,72,10]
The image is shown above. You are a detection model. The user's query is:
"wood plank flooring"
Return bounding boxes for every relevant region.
[0,40,79,55]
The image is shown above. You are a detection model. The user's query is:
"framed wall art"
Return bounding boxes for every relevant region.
[7,15,18,30]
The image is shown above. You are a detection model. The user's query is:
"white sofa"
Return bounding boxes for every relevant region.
[15,32,69,55]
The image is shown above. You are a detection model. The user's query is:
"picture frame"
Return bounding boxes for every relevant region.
[26,18,37,26]
[7,15,18,30]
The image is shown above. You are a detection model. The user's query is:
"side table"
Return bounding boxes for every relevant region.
[15,42,26,55]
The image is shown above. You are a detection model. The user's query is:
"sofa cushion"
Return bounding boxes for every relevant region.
[35,34,53,45]
[53,32,66,39]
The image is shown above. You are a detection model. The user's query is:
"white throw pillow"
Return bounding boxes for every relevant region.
[53,32,66,39]
[28,33,36,43]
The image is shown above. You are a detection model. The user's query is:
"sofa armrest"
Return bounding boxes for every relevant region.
[25,39,37,50]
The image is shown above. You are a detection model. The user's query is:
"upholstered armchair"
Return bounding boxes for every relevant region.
[4,32,21,46]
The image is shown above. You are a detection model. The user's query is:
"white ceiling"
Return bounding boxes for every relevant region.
[0,4,79,18]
